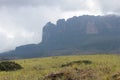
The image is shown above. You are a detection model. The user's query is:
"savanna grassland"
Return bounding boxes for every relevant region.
[0,54,120,80]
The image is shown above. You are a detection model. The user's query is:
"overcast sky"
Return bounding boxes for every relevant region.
[0,0,119,53]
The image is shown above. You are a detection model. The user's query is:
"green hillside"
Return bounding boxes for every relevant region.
[0,54,120,80]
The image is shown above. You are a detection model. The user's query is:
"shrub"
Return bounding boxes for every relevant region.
[0,61,23,71]
[61,60,92,67]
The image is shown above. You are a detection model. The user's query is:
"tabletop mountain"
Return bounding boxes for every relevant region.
[1,15,120,59]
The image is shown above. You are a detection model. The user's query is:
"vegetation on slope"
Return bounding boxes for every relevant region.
[0,61,22,71]
[0,54,120,80]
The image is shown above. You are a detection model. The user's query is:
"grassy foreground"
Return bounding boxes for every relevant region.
[0,54,120,80]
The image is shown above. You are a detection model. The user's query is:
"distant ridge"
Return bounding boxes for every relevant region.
[1,15,120,59]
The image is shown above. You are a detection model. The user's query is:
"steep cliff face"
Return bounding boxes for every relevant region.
[42,15,120,39]
[41,15,120,51]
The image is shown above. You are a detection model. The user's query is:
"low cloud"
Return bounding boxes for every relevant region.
[96,0,120,15]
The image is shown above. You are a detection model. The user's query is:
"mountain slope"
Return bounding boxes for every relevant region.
[1,15,120,59]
